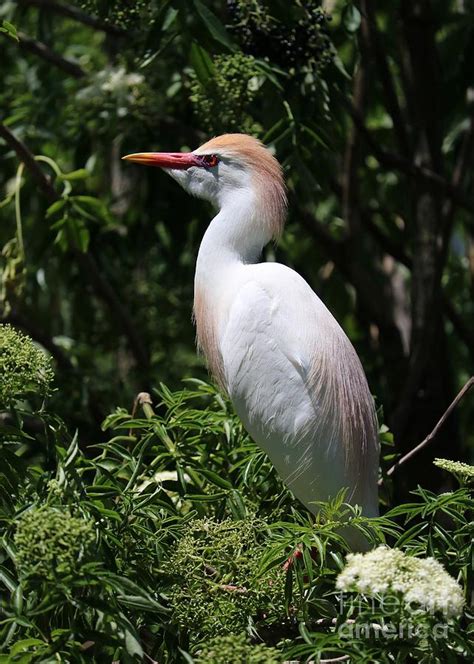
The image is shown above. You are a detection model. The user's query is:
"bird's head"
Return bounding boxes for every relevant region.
[122,133,287,240]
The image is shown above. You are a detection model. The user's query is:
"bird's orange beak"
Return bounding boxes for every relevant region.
[121,151,201,169]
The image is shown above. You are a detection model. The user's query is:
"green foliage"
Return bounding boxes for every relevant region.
[14,505,96,581]
[168,517,285,645]
[0,358,471,661]
[0,324,54,405]
[194,633,280,663]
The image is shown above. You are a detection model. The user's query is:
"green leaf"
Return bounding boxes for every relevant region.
[196,468,232,490]
[192,0,234,50]
[162,7,179,32]
[46,199,67,218]
[184,492,227,502]
[124,627,143,658]
[76,224,90,252]
[190,42,215,86]
[0,21,19,42]
[0,565,17,593]
[342,4,362,33]
[10,639,44,656]
[71,195,111,223]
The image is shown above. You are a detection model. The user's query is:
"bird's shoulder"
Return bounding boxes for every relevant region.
[225,261,334,336]
[221,262,332,377]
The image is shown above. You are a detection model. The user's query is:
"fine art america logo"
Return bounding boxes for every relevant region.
[336,592,453,641]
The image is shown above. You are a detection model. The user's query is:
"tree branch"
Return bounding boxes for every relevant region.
[0,123,57,202]
[381,376,474,482]
[297,206,407,367]
[17,0,126,36]
[17,31,85,78]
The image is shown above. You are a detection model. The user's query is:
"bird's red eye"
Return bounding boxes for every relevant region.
[202,154,219,168]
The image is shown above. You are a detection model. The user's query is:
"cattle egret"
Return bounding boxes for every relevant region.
[123,134,379,521]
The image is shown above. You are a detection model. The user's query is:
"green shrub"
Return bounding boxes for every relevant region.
[0,382,471,662]
[0,324,54,405]
[168,518,285,644]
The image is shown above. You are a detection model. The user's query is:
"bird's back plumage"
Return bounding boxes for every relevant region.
[214,262,379,517]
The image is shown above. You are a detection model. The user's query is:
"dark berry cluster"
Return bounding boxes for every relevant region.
[78,0,150,28]
[227,0,333,74]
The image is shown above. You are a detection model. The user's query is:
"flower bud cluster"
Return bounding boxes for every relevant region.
[0,324,54,405]
[14,505,95,581]
[433,457,474,484]
[195,633,280,663]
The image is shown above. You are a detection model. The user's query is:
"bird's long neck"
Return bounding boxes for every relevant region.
[194,192,270,388]
[195,192,269,282]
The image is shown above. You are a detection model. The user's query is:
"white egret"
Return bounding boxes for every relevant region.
[123,134,379,522]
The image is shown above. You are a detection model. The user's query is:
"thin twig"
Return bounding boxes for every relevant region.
[17,32,85,78]
[219,584,248,593]
[381,376,474,483]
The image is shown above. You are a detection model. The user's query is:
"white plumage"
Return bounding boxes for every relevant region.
[123,134,380,520]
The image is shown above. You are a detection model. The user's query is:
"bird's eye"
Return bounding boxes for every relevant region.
[201,154,219,168]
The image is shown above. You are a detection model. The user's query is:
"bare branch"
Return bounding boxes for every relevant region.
[381,376,474,483]
[17,31,85,78]
[342,64,366,235]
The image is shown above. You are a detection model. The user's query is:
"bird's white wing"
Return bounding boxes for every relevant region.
[219,262,379,516]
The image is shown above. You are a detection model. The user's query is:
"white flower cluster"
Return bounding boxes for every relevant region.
[336,546,465,618]
[76,67,144,110]
[433,458,474,483]
[100,66,144,93]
